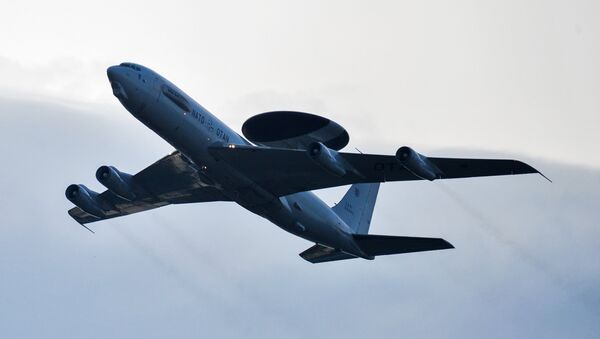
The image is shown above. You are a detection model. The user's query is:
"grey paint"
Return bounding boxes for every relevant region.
[100,63,367,258]
[66,63,541,262]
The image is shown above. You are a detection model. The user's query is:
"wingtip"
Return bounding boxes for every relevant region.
[436,238,454,249]
[531,165,552,183]
[519,161,552,183]
[443,239,455,249]
[538,171,552,183]
[79,222,95,234]
[68,212,95,234]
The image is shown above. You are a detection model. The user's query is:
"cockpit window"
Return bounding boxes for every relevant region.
[161,84,191,113]
[119,63,142,72]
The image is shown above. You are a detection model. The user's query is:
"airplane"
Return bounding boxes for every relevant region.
[65,62,546,263]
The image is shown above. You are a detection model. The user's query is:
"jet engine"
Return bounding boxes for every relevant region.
[95,165,137,201]
[307,142,347,176]
[65,184,105,217]
[395,146,443,181]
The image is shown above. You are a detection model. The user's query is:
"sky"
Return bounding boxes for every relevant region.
[0,1,599,338]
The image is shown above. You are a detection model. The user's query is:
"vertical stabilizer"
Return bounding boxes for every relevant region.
[332,183,380,234]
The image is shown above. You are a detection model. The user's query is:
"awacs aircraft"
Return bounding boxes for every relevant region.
[66,62,545,263]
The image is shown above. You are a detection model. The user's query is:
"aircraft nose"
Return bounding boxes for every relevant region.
[106,65,120,81]
[107,66,127,99]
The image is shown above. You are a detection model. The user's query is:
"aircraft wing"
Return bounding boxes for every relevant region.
[68,151,231,225]
[209,145,544,197]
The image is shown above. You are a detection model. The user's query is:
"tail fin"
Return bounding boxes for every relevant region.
[332,183,380,234]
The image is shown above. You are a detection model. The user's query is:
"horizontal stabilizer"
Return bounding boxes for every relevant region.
[353,234,454,256]
[300,244,358,263]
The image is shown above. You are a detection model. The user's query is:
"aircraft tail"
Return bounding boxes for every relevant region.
[332,183,380,234]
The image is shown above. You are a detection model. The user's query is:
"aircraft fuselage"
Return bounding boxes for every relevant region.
[107,63,370,259]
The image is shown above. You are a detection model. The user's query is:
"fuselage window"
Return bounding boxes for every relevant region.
[120,63,142,72]
[161,84,191,113]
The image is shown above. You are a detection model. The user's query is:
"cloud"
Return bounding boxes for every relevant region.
[0,97,599,338]
[2,0,600,168]
[0,56,112,105]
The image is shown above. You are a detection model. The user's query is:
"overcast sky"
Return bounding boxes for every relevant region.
[0,1,599,338]
[2,0,600,166]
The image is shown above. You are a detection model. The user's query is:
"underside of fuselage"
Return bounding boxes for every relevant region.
[106,63,367,256]
[65,62,543,263]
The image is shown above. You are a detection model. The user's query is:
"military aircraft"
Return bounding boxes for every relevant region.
[66,62,545,263]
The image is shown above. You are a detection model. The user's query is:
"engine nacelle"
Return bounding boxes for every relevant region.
[95,166,137,201]
[65,184,105,217]
[307,142,347,176]
[396,146,443,181]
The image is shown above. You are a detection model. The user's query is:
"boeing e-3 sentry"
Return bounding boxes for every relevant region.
[66,62,545,263]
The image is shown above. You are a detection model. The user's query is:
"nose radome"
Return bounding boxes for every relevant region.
[106,65,120,81]
[107,66,127,99]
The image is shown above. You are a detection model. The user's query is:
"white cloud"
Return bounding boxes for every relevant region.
[0,98,598,338]
[2,0,600,167]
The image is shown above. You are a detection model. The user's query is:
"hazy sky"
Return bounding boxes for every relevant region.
[0,1,599,338]
[1,0,599,166]
[1,98,598,338]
